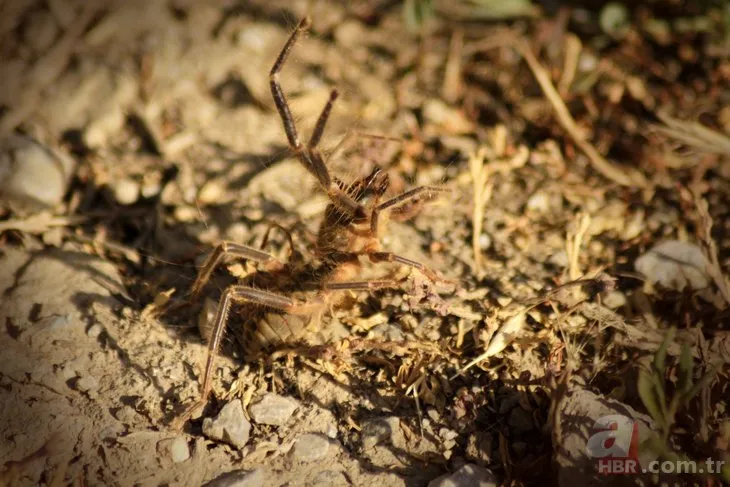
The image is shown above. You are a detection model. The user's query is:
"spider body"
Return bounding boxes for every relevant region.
[177,17,446,423]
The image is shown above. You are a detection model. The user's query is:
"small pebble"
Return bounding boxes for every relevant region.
[602,290,627,309]
[439,428,459,441]
[290,433,334,463]
[198,180,224,205]
[202,400,251,449]
[478,233,491,250]
[361,416,398,449]
[236,25,268,51]
[140,178,161,199]
[248,393,299,426]
[526,190,556,214]
[170,437,190,463]
[548,250,569,268]
[225,222,249,242]
[427,409,440,422]
[174,206,198,222]
[0,134,75,213]
[158,437,190,463]
[205,468,264,487]
[422,99,473,134]
[76,376,99,393]
[114,177,140,205]
[428,464,497,487]
[325,422,338,439]
[113,405,137,423]
[87,324,103,339]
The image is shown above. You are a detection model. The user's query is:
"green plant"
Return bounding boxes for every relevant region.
[403,0,434,32]
[637,327,726,481]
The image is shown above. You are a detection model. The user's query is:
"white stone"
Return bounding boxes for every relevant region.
[169,437,189,463]
[114,177,140,205]
[158,437,190,463]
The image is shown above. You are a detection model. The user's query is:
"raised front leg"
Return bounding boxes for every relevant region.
[269,17,367,221]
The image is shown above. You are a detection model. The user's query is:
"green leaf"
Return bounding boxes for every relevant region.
[653,326,676,374]
[638,368,664,427]
[677,343,693,395]
[684,367,716,403]
[720,461,730,483]
[599,2,631,39]
[651,368,668,420]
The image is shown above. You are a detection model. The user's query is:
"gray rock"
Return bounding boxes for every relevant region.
[555,386,675,486]
[204,468,264,487]
[635,240,710,291]
[428,464,497,487]
[202,400,251,449]
[290,433,335,463]
[248,393,299,426]
[0,134,75,213]
[526,190,551,214]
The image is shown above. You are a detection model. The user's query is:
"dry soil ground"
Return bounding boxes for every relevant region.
[1,1,729,486]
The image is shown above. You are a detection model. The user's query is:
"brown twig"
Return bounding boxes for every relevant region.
[442,28,464,104]
[691,186,730,307]
[516,41,647,188]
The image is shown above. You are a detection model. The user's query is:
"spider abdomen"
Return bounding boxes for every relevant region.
[241,295,327,355]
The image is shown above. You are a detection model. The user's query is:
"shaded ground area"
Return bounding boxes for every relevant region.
[0,1,729,485]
